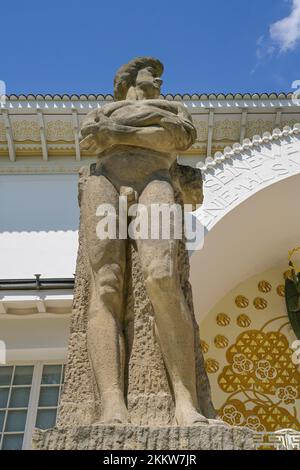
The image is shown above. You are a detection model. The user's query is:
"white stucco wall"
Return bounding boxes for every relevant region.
[0,174,79,278]
[0,314,70,362]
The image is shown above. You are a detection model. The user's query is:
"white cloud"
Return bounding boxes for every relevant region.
[270,0,300,52]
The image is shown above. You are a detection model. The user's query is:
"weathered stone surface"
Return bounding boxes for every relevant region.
[33,424,255,451]
[55,218,215,429]
[34,56,219,450]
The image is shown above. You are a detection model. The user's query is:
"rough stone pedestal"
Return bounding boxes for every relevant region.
[33,424,255,450]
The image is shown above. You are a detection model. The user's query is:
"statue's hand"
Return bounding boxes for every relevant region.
[80,122,101,138]
[80,115,114,153]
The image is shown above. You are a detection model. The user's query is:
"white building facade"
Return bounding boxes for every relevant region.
[1,93,300,448]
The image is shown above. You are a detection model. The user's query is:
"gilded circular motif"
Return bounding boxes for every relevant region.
[216,313,231,326]
[253,297,268,310]
[235,295,249,308]
[205,358,220,374]
[237,314,251,328]
[258,280,272,293]
[200,340,209,354]
[214,335,229,349]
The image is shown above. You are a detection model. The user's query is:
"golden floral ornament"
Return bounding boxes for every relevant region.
[216,313,231,326]
[255,360,277,381]
[235,295,249,309]
[253,297,268,310]
[276,285,285,297]
[232,353,254,375]
[219,399,299,432]
[200,340,209,354]
[214,335,229,349]
[245,416,266,432]
[276,386,298,405]
[258,280,272,293]
[218,327,300,431]
[205,358,220,374]
[236,314,251,328]
[218,330,300,396]
[221,404,244,426]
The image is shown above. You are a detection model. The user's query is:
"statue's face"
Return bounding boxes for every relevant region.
[134,66,162,99]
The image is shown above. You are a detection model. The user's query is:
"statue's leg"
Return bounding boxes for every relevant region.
[137,179,208,426]
[81,175,129,424]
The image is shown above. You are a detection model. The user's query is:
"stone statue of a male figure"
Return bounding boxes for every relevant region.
[79,57,212,426]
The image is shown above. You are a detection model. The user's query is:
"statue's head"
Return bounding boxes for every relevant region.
[114,57,163,101]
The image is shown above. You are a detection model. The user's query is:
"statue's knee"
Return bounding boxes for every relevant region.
[98,263,123,299]
[144,269,176,295]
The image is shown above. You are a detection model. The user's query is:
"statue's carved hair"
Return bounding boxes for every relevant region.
[114,56,163,101]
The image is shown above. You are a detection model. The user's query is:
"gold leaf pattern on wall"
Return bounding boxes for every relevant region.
[213,119,240,141]
[258,280,272,293]
[216,313,231,326]
[217,330,300,431]
[200,270,299,432]
[220,330,299,392]
[235,295,249,308]
[253,297,268,310]
[219,399,299,432]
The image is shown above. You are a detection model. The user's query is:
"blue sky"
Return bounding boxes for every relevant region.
[1,0,300,95]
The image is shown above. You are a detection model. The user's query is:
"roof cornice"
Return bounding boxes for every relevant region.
[1,93,299,113]
[2,92,295,101]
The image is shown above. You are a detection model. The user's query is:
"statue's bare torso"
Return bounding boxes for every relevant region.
[81,99,195,192]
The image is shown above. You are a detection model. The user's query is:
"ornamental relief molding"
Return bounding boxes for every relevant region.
[12,120,40,141]
[213,119,240,142]
[245,119,274,139]
[0,119,74,142]
[1,117,299,145]
[46,120,74,141]
[281,119,299,129]
[0,165,81,174]
[197,126,300,229]
[192,118,208,141]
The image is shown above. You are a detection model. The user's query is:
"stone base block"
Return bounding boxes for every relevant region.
[32,424,255,450]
